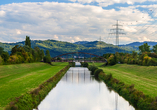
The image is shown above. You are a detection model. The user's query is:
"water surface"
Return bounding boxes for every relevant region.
[38,62,135,110]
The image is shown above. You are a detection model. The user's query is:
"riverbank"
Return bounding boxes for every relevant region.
[90,63,157,109]
[96,63,157,97]
[0,62,68,110]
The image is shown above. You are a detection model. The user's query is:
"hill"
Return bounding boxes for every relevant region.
[119,41,157,50]
[0,40,135,57]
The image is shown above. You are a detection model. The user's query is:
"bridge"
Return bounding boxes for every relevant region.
[52,52,107,62]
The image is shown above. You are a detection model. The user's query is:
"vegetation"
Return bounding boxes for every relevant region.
[90,63,157,110]
[98,64,157,97]
[99,71,157,110]
[5,63,69,110]
[102,43,157,66]
[81,62,88,67]
[43,50,51,64]
[0,62,68,109]
[0,39,133,57]
[0,36,53,65]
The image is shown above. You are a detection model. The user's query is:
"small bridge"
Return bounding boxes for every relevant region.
[52,52,107,62]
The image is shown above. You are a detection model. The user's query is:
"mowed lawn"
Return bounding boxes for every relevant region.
[94,63,157,97]
[0,62,68,109]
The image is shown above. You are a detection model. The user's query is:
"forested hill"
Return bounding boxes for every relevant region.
[0,40,133,57]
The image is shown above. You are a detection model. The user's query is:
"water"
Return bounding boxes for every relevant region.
[38,62,135,110]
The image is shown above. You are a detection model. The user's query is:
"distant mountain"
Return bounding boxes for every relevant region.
[119,41,157,50]
[74,41,89,44]
[0,39,136,57]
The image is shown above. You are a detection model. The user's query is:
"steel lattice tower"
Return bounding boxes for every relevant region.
[109,20,125,53]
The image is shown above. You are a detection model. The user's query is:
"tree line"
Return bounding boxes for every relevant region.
[0,36,51,65]
[104,43,157,66]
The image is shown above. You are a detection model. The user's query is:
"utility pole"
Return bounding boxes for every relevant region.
[109,20,125,53]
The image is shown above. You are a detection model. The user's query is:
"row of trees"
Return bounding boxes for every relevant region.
[106,43,157,66]
[0,36,51,65]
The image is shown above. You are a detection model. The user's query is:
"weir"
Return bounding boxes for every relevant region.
[37,62,135,110]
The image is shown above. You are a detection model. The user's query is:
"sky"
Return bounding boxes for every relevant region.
[0,0,157,44]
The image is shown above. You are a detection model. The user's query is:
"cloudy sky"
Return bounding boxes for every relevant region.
[0,0,157,44]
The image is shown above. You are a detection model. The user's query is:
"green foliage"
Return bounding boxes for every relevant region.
[25,36,31,48]
[107,54,116,65]
[0,47,4,55]
[88,65,98,75]
[94,69,103,77]
[0,39,132,58]
[81,62,88,67]
[1,52,9,63]
[44,50,51,64]
[57,57,62,60]
[139,43,150,53]
[152,44,157,53]
[0,56,3,65]
[11,45,25,55]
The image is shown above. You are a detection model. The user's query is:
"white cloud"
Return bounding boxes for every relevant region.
[0,2,156,44]
[69,0,157,7]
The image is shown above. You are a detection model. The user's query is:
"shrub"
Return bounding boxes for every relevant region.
[88,65,98,75]
[81,62,88,67]
[94,69,103,77]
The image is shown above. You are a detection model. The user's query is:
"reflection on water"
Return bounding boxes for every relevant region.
[38,62,135,110]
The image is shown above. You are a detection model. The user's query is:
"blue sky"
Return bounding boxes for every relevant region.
[0,0,157,44]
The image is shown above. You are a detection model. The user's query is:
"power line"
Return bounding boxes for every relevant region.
[109,20,126,53]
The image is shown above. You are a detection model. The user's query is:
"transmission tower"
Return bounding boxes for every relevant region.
[109,20,126,53]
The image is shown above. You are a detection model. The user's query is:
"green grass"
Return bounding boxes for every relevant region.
[94,63,157,97]
[0,62,68,109]
[88,62,104,67]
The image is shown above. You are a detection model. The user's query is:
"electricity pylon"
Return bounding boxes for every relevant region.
[109,20,126,53]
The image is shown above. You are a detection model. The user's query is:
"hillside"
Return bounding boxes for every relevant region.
[119,41,157,50]
[0,40,135,57]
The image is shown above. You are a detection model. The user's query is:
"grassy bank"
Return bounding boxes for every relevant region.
[94,63,157,97]
[0,62,68,110]
[89,63,157,109]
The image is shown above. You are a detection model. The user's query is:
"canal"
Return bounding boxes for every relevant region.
[38,62,135,110]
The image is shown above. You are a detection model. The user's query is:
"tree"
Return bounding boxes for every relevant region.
[25,36,31,48]
[132,51,137,58]
[152,45,157,53]
[139,43,150,53]
[11,45,25,55]
[40,50,45,60]
[1,52,9,63]
[44,50,51,64]
[0,47,4,55]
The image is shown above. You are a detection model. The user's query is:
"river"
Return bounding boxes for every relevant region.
[37,62,135,110]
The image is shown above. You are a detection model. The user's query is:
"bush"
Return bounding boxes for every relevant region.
[88,65,98,75]
[43,56,51,64]
[94,69,103,77]
[81,62,88,67]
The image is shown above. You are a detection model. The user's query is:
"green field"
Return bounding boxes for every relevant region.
[0,62,68,109]
[93,63,157,97]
